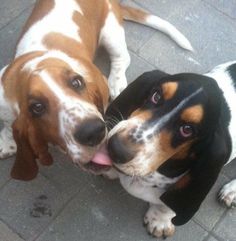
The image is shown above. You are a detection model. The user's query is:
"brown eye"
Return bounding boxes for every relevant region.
[29,102,46,117]
[70,75,84,89]
[180,125,194,138]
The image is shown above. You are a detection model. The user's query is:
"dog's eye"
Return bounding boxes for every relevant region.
[151,91,162,104]
[70,75,84,90]
[29,102,46,117]
[179,125,194,138]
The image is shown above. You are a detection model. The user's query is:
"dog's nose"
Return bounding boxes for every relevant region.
[74,118,106,146]
[108,134,134,164]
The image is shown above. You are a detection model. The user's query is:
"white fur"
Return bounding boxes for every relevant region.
[0,66,17,159]
[144,204,175,238]
[118,172,181,204]
[16,0,83,57]
[39,70,104,164]
[219,180,236,207]
[145,15,193,51]
[119,172,177,238]
[23,50,88,79]
[99,8,130,99]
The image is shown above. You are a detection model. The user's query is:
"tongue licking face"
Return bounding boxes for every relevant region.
[86,144,112,174]
[91,145,112,166]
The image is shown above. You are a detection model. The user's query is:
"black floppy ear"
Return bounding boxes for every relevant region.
[160,126,230,225]
[106,70,168,122]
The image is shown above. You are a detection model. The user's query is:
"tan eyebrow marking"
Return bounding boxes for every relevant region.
[162,82,178,100]
[181,105,204,124]
[130,109,153,120]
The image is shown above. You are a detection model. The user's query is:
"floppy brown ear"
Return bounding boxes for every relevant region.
[11,117,38,181]
[11,116,53,181]
[160,126,231,225]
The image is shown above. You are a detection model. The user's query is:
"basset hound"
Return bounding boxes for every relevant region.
[95,61,236,238]
[0,0,193,181]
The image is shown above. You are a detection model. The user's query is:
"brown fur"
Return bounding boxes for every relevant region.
[162,82,178,100]
[181,105,204,124]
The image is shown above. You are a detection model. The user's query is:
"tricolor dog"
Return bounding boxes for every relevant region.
[0,0,192,180]
[99,62,236,238]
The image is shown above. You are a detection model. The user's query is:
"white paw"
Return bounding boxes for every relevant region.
[101,168,118,180]
[219,180,236,208]
[144,205,175,238]
[108,75,127,99]
[0,139,16,159]
[0,127,16,159]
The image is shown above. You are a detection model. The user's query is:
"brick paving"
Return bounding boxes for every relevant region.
[0,1,235,240]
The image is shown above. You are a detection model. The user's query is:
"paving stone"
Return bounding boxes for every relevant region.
[134,0,201,17]
[40,148,93,198]
[222,159,236,180]
[35,178,149,241]
[94,47,154,85]
[36,176,207,241]
[126,51,155,84]
[0,220,25,241]
[167,220,208,241]
[0,158,13,189]
[0,174,69,240]
[214,209,236,241]
[194,174,229,231]
[138,0,236,74]
[0,0,35,30]
[207,236,219,241]
[121,0,156,52]
[94,47,110,78]
[0,6,33,69]
[204,0,236,19]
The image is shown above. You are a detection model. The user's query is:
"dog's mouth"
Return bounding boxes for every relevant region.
[84,144,113,174]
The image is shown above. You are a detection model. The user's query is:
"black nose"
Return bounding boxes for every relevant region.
[74,118,106,146]
[108,134,134,164]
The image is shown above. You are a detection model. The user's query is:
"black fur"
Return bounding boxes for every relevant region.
[106,70,232,226]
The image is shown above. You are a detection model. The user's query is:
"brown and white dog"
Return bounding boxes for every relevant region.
[0,0,192,181]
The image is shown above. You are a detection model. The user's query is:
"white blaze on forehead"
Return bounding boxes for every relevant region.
[142,87,204,139]
[39,70,99,116]
[22,50,88,77]
[16,0,83,57]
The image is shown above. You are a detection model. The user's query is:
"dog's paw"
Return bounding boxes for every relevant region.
[218,180,236,208]
[108,75,127,99]
[0,139,16,159]
[144,205,175,238]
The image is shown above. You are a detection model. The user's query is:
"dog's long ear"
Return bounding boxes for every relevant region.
[160,125,230,225]
[11,114,53,181]
[106,70,168,123]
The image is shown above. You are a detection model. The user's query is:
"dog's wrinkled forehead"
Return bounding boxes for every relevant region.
[136,81,201,125]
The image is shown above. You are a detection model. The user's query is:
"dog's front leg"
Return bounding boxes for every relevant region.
[0,122,16,159]
[99,12,130,99]
[144,202,176,238]
[0,66,16,159]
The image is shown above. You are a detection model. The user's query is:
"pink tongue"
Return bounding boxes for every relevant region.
[91,145,112,166]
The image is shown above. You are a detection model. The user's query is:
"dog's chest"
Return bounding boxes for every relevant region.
[118,172,181,204]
